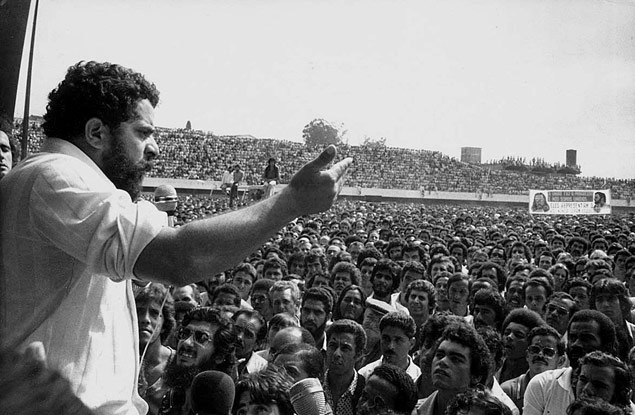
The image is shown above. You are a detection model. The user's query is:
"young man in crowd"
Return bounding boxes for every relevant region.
[499,308,545,383]
[230,262,257,307]
[472,288,506,332]
[250,278,275,322]
[500,325,565,412]
[392,261,426,310]
[359,311,421,381]
[575,351,635,412]
[323,320,368,415]
[159,307,237,415]
[233,309,268,377]
[415,322,492,415]
[300,287,333,349]
[135,284,176,415]
[523,310,617,415]
[358,364,418,415]
[368,259,409,313]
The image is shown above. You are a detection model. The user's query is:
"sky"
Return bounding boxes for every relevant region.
[14,0,635,179]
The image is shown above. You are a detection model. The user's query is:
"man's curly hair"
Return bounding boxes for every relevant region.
[42,61,160,140]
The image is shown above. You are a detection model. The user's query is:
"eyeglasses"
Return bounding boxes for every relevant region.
[250,295,268,304]
[176,327,212,345]
[527,345,557,358]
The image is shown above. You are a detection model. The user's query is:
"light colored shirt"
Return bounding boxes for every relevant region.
[523,367,574,415]
[359,356,421,381]
[0,138,167,415]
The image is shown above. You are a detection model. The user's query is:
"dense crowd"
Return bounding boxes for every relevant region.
[116,198,635,415]
[15,119,635,200]
[10,60,635,415]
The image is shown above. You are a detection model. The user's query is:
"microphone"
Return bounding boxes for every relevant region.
[290,378,333,415]
[190,370,235,415]
[154,184,178,227]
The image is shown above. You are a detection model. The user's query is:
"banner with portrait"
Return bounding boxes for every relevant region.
[529,189,611,215]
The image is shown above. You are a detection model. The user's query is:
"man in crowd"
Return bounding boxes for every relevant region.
[392,261,426,310]
[544,292,579,337]
[172,284,202,307]
[368,259,409,313]
[358,364,418,415]
[262,257,288,281]
[331,261,361,298]
[159,307,237,415]
[499,308,545,383]
[135,283,176,415]
[523,310,617,415]
[272,342,324,382]
[250,279,274,322]
[323,320,368,415]
[472,288,506,331]
[300,287,333,349]
[590,277,635,360]
[359,311,421,381]
[0,61,351,414]
[416,322,492,415]
[575,351,634,412]
[0,118,15,179]
[232,309,268,377]
[500,325,565,412]
[230,262,257,307]
[268,325,316,361]
[270,280,301,317]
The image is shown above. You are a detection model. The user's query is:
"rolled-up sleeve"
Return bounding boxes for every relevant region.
[29,156,166,282]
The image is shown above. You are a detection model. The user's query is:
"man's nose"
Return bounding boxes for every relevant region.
[145,136,160,159]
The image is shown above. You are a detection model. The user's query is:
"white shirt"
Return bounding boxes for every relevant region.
[0,138,167,415]
[523,367,574,415]
[359,356,421,381]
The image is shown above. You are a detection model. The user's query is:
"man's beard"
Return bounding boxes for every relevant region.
[305,320,327,342]
[102,130,152,201]
[163,357,202,389]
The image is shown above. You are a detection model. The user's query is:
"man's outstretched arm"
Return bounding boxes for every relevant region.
[134,145,352,285]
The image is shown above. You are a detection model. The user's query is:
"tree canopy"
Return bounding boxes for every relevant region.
[360,135,386,149]
[302,118,343,148]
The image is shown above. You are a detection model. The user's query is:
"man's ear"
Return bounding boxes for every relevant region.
[84,118,108,150]
[409,336,416,350]
[556,354,566,368]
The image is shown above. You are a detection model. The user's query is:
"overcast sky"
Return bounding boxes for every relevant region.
[14,0,635,179]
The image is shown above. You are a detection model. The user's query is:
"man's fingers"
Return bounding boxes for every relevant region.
[329,157,353,180]
[304,145,337,171]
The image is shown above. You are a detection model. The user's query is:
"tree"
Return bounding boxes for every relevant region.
[302,118,343,148]
[185,120,192,130]
[360,135,387,149]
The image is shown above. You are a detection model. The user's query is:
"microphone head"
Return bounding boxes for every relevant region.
[290,378,332,415]
[154,184,178,212]
[190,370,235,415]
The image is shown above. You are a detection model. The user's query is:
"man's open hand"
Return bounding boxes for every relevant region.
[284,145,353,215]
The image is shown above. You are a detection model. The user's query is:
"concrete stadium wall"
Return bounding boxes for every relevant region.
[143,177,635,214]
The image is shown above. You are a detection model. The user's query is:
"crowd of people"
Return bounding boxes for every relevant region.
[119,198,635,415]
[4,60,635,415]
[14,118,635,200]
